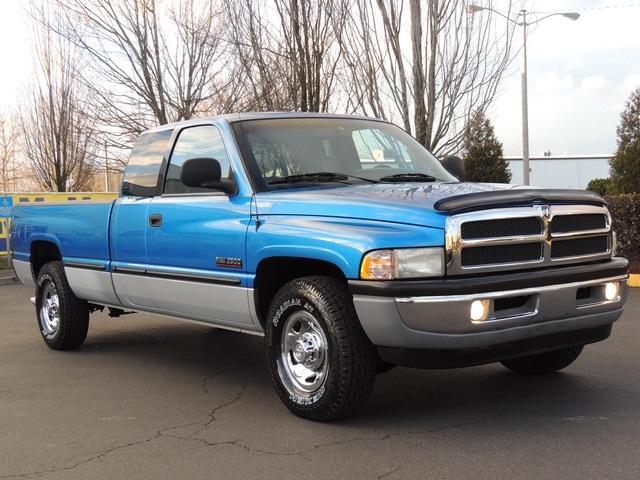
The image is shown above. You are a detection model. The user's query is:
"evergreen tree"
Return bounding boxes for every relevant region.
[461,110,512,183]
[610,87,640,194]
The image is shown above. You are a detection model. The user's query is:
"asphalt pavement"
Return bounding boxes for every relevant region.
[1,282,639,479]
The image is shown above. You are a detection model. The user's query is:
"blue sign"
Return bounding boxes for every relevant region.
[0,196,13,218]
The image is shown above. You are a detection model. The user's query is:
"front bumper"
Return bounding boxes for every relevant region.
[349,258,628,368]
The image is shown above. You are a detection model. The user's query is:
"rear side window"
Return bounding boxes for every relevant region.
[122,129,173,196]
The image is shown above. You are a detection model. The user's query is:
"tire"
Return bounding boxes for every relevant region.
[36,261,89,350]
[265,276,377,421]
[500,345,584,374]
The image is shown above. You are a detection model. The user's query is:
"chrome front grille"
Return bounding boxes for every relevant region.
[460,242,543,266]
[550,236,610,258]
[446,205,612,275]
[461,217,543,239]
[550,213,607,233]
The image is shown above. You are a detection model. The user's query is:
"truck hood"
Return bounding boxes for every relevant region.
[254,182,516,229]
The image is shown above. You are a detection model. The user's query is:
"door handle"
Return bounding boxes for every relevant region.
[149,214,162,227]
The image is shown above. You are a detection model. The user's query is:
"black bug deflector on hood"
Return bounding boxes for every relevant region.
[434,189,607,215]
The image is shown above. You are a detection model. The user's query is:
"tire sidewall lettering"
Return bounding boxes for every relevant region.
[271,297,317,328]
[289,386,325,406]
[42,328,57,341]
[269,292,327,407]
[37,273,53,289]
[271,298,302,327]
[266,277,377,420]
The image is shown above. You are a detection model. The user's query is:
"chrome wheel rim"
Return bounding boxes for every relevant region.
[279,310,329,396]
[40,282,60,335]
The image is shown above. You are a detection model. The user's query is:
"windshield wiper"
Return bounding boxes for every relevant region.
[269,172,379,185]
[379,173,438,183]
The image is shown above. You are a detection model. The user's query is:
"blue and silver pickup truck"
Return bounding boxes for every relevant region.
[11,113,629,421]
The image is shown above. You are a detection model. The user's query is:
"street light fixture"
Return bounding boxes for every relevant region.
[466,5,579,186]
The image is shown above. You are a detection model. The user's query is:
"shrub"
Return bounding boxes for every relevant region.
[604,194,640,270]
[461,110,511,184]
[610,88,640,194]
[587,178,613,196]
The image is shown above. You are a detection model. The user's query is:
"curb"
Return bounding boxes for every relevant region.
[0,276,18,286]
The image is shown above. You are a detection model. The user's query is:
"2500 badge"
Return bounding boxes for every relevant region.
[215,256,242,268]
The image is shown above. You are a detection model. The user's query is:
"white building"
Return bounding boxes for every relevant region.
[505,154,611,190]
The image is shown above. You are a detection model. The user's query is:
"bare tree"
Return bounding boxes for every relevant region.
[222,0,294,111]
[341,0,517,156]
[29,0,517,174]
[276,0,350,112]
[0,111,20,192]
[223,0,350,113]
[19,1,99,192]
[53,0,229,148]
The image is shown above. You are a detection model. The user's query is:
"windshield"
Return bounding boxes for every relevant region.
[234,117,457,191]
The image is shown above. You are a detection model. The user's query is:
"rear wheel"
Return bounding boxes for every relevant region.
[500,346,584,374]
[265,276,377,421]
[36,261,89,350]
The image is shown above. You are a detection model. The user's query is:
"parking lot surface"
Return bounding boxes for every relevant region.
[1,283,639,479]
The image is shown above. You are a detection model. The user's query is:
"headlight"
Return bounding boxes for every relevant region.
[360,248,444,280]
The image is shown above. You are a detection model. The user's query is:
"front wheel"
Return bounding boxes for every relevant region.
[500,345,584,374]
[36,261,89,350]
[265,276,377,421]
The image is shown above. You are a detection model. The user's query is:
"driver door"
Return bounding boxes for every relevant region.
[144,124,253,327]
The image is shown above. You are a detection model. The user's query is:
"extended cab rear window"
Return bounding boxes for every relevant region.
[122,128,173,196]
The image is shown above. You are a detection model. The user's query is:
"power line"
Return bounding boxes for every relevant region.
[544,3,640,14]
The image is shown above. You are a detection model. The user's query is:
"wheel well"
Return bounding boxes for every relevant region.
[254,257,346,327]
[31,241,62,278]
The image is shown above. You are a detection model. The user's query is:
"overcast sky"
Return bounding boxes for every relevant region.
[488,0,640,156]
[0,0,30,108]
[1,0,639,157]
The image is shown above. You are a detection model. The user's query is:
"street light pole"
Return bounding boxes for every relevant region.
[520,9,530,186]
[466,5,579,186]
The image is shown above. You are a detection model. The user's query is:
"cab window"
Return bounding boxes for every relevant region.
[164,125,231,194]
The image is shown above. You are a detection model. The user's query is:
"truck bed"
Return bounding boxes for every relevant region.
[11,200,116,277]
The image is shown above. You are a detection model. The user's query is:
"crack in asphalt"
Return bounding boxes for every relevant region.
[0,434,164,479]
[166,386,247,443]
[5,371,633,479]
[0,408,511,479]
[0,365,253,479]
[378,466,402,479]
[188,413,505,461]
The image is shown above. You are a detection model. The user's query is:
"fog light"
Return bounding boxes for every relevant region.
[605,282,619,301]
[470,300,489,322]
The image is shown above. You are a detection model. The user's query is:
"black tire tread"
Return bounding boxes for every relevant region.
[266,276,377,421]
[500,345,584,374]
[37,261,89,350]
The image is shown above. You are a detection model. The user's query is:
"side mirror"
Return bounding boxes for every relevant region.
[180,157,238,195]
[442,155,464,180]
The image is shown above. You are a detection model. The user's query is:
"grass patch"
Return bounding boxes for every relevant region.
[0,255,9,270]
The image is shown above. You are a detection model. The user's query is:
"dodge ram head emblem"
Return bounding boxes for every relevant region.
[541,205,552,219]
